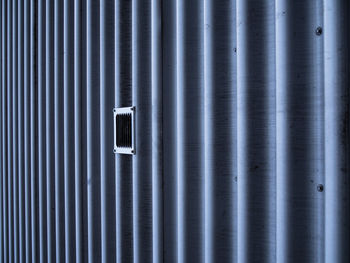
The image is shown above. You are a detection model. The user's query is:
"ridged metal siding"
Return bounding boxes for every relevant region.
[0,0,349,262]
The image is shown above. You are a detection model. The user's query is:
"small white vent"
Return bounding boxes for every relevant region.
[113,106,135,155]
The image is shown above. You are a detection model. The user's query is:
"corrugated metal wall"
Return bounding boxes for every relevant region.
[0,0,349,262]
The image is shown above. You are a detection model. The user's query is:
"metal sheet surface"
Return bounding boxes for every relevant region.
[0,0,349,263]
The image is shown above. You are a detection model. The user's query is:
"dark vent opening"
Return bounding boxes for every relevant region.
[116,113,132,148]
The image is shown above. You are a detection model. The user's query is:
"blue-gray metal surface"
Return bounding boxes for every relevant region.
[324,1,350,262]
[237,0,275,262]
[0,0,350,263]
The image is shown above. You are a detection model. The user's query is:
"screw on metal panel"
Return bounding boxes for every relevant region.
[113,108,117,113]
[131,150,135,154]
[315,27,323,36]
[317,184,324,192]
[113,149,117,154]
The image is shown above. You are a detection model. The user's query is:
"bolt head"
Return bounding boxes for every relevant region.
[317,184,324,192]
[316,27,323,36]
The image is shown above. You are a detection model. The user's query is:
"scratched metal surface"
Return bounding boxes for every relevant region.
[0,0,349,263]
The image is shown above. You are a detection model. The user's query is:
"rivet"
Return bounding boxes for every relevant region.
[317,184,324,192]
[315,27,322,36]
[113,149,117,154]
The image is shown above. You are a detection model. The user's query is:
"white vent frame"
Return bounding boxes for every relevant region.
[113,106,135,155]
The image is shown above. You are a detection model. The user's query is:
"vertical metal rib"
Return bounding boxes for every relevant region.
[1,1,7,259]
[54,0,65,260]
[0,1,3,261]
[30,0,39,260]
[324,1,350,262]
[151,0,162,262]
[0,1,2,260]
[46,0,55,261]
[24,0,32,260]
[64,0,76,261]
[38,0,47,261]
[74,0,82,262]
[87,0,101,261]
[162,0,177,262]
[237,0,276,262]
[176,0,204,261]
[132,0,152,261]
[18,0,25,260]
[204,0,237,262]
[115,0,133,261]
[276,1,324,262]
[80,1,88,261]
[1,0,7,252]
[100,0,115,262]
[12,0,19,261]
[7,0,13,260]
